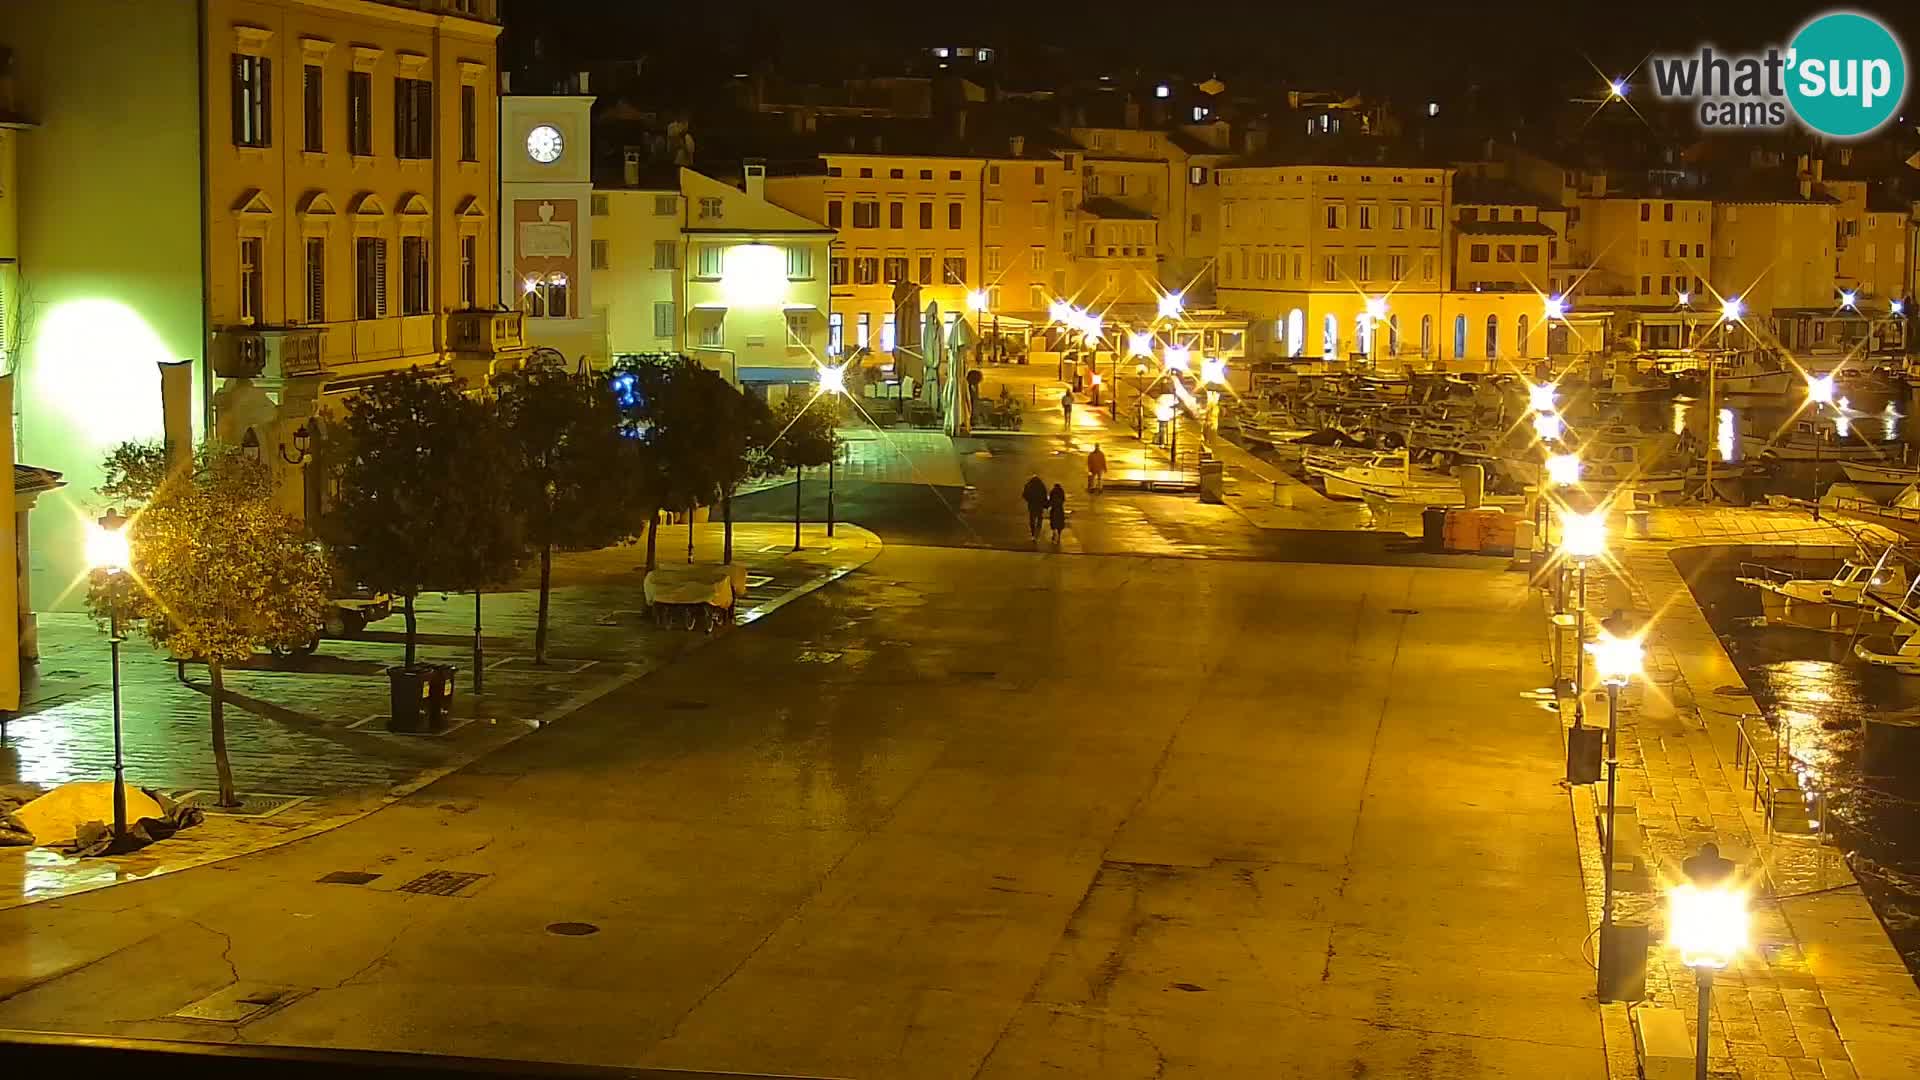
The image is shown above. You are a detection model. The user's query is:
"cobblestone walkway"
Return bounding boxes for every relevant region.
[1543,507,1920,1079]
[0,522,881,909]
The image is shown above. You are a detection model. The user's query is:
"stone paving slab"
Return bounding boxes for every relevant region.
[1544,504,1920,1080]
[0,522,881,911]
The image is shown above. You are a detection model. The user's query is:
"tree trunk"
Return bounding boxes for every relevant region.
[645,511,659,571]
[686,502,695,563]
[794,466,803,551]
[403,590,418,668]
[209,661,238,807]
[534,541,553,665]
[723,489,734,564]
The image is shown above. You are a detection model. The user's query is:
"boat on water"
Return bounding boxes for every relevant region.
[1843,458,1920,485]
[1736,551,1912,633]
[1307,450,1464,501]
[1666,350,1796,397]
[1745,416,1890,462]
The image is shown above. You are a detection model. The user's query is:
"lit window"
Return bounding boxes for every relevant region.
[1427,101,1439,117]
[881,313,896,351]
[1192,105,1207,121]
[1156,83,1170,99]
[827,312,843,355]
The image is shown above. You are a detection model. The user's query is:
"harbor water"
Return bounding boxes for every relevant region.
[1678,546,1920,982]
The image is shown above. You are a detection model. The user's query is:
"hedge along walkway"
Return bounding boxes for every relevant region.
[0,522,882,911]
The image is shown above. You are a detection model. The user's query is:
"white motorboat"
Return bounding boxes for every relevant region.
[1843,461,1920,485]
[1714,352,1795,396]
[1746,416,1889,462]
[1308,450,1464,501]
[1736,552,1911,633]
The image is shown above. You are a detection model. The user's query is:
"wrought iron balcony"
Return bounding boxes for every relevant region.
[211,326,326,381]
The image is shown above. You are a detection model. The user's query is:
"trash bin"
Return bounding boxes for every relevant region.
[1421,507,1448,553]
[386,666,431,732]
[424,664,458,732]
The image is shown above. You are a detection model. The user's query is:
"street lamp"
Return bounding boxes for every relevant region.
[817,362,848,537]
[1157,291,1184,320]
[1808,373,1836,521]
[1544,295,1567,322]
[1546,452,1582,488]
[967,290,1000,365]
[1560,510,1607,724]
[86,508,133,844]
[1364,296,1388,367]
[1720,296,1743,321]
[1164,344,1192,373]
[1840,290,1857,310]
[1671,844,1745,1080]
[1588,629,1643,1000]
[1608,78,1628,99]
[1533,411,1564,442]
[1527,381,1557,414]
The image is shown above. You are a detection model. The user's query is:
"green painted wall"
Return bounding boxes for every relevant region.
[0,0,206,609]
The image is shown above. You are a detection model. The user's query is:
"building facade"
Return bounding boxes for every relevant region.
[2,0,514,602]
[502,94,600,365]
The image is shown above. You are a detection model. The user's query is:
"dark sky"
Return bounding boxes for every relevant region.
[508,0,1918,101]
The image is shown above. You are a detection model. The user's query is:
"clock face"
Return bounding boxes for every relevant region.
[526,125,563,164]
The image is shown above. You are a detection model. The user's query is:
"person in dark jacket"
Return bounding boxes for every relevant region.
[1021,475,1049,538]
[1047,483,1068,545]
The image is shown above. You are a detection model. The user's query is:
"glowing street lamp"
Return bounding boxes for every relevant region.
[1678,291,1691,308]
[1128,332,1153,356]
[1544,295,1567,321]
[1608,78,1628,99]
[1808,373,1836,521]
[1894,299,1907,316]
[816,364,848,537]
[1364,296,1389,321]
[1200,356,1227,386]
[1720,296,1743,321]
[1839,290,1857,310]
[1671,844,1745,1078]
[1157,291,1184,320]
[1048,299,1073,325]
[966,289,988,312]
[1545,452,1582,488]
[1527,381,1557,414]
[1588,628,1644,1000]
[1533,411,1564,442]
[86,508,133,844]
[1163,344,1192,372]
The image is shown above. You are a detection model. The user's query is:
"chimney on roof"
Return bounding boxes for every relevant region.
[624,149,641,187]
[1813,158,1824,182]
[871,134,884,153]
[1009,134,1025,157]
[744,160,766,201]
[1124,98,1140,129]
[1796,152,1810,175]
[1588,173,1604,197]
[576,70,591,94]
[1799,174,1812,200]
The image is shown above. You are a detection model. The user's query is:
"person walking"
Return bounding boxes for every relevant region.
[1021,475,1049,539]
[1086,443,1107,492]
[1047,483,1068,546]
[1060,388,1074,435]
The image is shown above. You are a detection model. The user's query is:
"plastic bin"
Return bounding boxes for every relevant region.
[386,666,431,732]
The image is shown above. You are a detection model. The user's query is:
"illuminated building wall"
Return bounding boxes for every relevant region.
[977,153,1077,322]
[0,0,206,608]
[594,186,684,357]
[1825,179,1909,304]
[1711,198,1837,316]
[678,167,832,385]
[1069,126,1228,299]
[503,94,601,365]
[1577,196,1713,307]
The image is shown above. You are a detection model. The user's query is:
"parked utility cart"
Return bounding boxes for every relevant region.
[644,563,749,632]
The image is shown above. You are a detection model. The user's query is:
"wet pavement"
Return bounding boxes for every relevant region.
[732,427,1503,566]
[0,546,1601,1078]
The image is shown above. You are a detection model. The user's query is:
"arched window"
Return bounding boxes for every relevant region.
[1288,309,1305,357]
[521,276,545,317]
[1355,313,1370,356]
[1484,314,1499,359]
[1322,313,1339,358]
[1516,313,1530,358]
[545,272,571,319]
[1420,314,1433,358]
[1453,315,1467,359]
[1388,314,1400,355]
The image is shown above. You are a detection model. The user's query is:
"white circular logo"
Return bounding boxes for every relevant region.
[526,125,563,164]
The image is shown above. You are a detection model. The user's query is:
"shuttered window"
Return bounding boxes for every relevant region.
[232,55,271,147]
[305,238,326,323]
[356,237,387,319]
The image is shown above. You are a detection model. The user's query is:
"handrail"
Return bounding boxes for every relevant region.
[1732,716,1829,842]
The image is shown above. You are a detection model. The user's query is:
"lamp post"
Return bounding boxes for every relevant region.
[818,362,847,538]
[1807,373,1835,521]
[86,509,132,844]
[1671,844,1744,1080]
[967,289,997,366]
[1560,510,1607,726]
[1365,296,1388,370]
[1588,629,1643,1000]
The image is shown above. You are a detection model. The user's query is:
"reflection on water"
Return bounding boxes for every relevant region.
[1683,548,1920,978]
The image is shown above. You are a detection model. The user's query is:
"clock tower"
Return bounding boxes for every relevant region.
[499,94,601,365]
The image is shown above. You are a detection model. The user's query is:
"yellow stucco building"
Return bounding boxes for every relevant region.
[2,0,514,604]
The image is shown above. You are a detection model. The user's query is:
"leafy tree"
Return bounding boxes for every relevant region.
[616,354,766,564]
[768,391,840,550]
[496,362,649,663]
[317,370,523,668]
[89,443,331,807]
